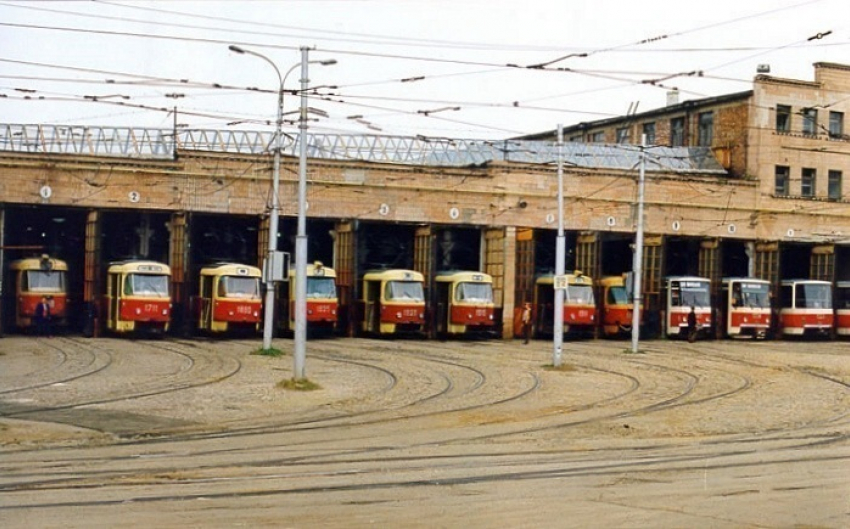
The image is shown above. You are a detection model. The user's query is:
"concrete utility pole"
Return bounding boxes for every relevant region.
[631,134,647,354]
[554,125,565,367]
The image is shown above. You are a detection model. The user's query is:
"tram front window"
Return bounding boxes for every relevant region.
[566,284,594,304]
[220,276,260,299]
[126,274,169,297]
[385,281,424,302]
[740,284,770,308]
[455,282,493,303]
[306,277,336,299]
[678,286,710,308]
[25,270,66,292]
[608,286,629,305]
[797,284,832,309]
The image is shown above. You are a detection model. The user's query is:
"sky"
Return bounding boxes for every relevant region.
[1,0,848,140]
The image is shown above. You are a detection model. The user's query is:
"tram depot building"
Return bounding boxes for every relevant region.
[2,61,850,338]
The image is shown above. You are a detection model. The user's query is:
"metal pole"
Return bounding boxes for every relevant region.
[554,125,565,367]
[631,134,647,354]
[293,47,309,380]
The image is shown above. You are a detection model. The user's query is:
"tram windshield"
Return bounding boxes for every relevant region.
[385,280,424,302]
[455,282,493,303]
[25,270,66,292]
[125,274,169,297]
[306,277,336,299]
[566,284,595,305]
[732,282,770,309]
[607,286,629,305]
[670,281,711,308]
[219,276,260,299]
[796,283,831,309]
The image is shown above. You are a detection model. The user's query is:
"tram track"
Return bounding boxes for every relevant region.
[1,336,848,528]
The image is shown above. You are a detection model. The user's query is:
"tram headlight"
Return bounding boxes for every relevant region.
[135,308,141,315]
[467,314,472,320]
[396,311,402,319]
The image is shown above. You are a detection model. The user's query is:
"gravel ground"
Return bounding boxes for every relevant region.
[0,335,849,528]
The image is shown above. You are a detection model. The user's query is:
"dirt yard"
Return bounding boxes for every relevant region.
[1,335,848,528]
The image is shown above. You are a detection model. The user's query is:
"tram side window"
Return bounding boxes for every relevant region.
[779,285,793,308]
[731,283,742,306]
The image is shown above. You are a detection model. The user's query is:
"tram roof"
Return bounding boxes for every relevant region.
[10,256,68,271]
[362,269,424,281]
[0,124,728,174]
[107,260,171,274]
[288,262,337,278]
[435,271,493,283]
[200,263,261,277]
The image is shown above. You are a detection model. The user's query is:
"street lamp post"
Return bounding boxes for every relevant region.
[228,44,283,353]
[229,45,336,377]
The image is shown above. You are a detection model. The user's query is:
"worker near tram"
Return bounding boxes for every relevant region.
[34,295,53,337]
[521,302,533,344]
[687,306,697,343]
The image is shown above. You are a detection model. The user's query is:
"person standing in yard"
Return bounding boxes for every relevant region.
[687,305,697,343]
[34,295,52,337]
[521,302,533,344]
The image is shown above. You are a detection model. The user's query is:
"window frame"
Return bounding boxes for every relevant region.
[670,117,685,147]
[776,104,792,133]
[801,167,817,198]
[697,111,714,146]
[775,165,790,197]
[802,108,818,135]
[828,169,842,200]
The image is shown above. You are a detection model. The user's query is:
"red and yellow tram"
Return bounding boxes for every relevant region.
[434,271,496,337]
[104,260,172,335]
[280,261,338,334]
[361,269,426,336]
[598,274,642,337]
[534,271,597,337]
[10,255,69,331]
[195,263,262,334]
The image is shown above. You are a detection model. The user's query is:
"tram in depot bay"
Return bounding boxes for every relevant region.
[720,277,772,339]
[9,255,69,331]
[777,279,833,337]
[834,281,850,336]
[279,261,338,335]
[195,263,262,334]
[534,271,596,337]
[433,271,496,338]
[664,276,712,339]
[598,274,642,338]
[104,260,172,335]
[360,268,426,336]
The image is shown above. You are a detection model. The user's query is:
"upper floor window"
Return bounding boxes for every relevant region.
[801,167,816,197]
[569,135,582,142]
[615,127,630,144]
[802,108,818,135]
[775,165,790,196]
[591,131,605,143]
[642,122,656,145]
[776,105,791,132]
[697,111,714,146]
[670,117,685,147]
[829,170,842,200]
[829,111,844,138]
